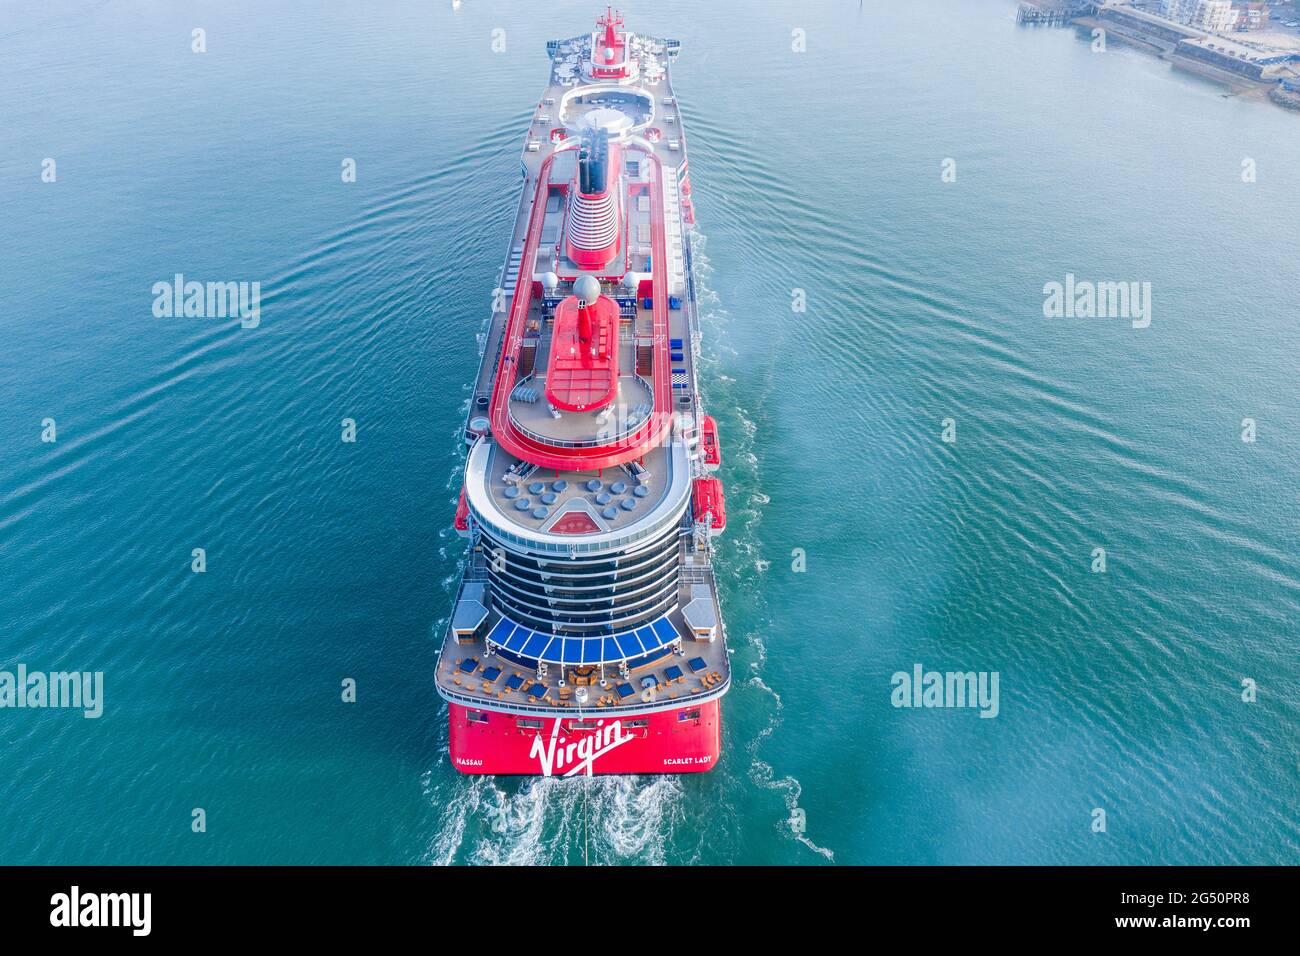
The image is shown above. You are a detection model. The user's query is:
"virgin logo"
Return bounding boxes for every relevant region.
[529,717,636,776]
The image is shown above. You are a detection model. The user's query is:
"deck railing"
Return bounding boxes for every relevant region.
[437,670,730,719]
[506,381,654,449]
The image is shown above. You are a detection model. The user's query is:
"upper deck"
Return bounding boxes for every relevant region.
[451,13,704,550]
[466,22,695,476]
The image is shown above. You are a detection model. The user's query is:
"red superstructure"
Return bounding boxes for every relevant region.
[544,293,619,412]
[590,7,633,80]
[486,143,674,472]
[564,133,622,270]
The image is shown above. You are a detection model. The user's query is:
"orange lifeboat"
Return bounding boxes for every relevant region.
[700,415,721,470]
[454,485,471,536]
[692,477,726,533]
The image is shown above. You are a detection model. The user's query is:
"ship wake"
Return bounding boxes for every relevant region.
[690,228,836,864]
[422,773,687,866]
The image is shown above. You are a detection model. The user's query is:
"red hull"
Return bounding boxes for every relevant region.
[448,700,720,775]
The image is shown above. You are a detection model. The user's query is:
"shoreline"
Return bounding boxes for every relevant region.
[1028,5,1298,113]
[1083,17,1271,94]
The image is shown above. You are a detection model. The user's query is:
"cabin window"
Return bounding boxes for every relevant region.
[517,718,545,730]
[625,719,650,728]
[466,710,489,724]
[677,709,701,722]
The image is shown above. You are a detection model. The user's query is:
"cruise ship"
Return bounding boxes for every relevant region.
[435,9,729,776]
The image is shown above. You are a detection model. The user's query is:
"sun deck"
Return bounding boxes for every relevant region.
[473,436,677,537]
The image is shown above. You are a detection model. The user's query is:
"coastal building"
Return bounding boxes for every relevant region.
[1110,3,1210,40]
[1227,3,1270,31]
[1160,0,1242,32]
[1191,0,1235,32]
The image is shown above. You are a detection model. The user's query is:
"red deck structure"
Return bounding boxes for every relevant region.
[549,511,602,535]
[564,138,622,270]
[590,7,632,81]
[544,294,620,411]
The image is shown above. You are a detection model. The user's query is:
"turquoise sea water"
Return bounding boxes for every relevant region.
[1,0,1298,865]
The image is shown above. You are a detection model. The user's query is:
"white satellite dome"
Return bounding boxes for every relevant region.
[541,271,559,293]
[574,275,602,304]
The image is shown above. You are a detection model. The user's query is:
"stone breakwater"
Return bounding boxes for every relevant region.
[1270,86,1300,111]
